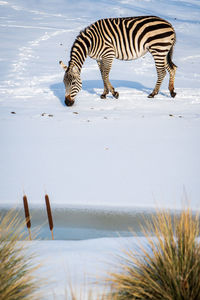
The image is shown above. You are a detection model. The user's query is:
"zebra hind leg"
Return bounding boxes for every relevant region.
[166,62,177,98]
[148,65,167,98]
[166,45,177,98]
[148,57,167,98]
[167,65,177,98]
[148,50,168,98]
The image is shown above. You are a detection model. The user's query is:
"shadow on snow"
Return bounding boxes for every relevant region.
[50,80,151,106]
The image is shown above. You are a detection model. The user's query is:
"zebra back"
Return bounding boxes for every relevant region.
[69,16,175,66]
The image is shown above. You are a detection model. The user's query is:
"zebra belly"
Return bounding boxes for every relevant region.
[115,48,148,61]
[88,48,148,61]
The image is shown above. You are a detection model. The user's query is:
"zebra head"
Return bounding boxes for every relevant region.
[60,61,82,106]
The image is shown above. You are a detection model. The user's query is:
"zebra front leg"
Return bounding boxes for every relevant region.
[100,85,119,99]
[97,60,109,99]
[105,75,119,99]
[100,82,119,99]
[97,58,119,99]
[100,84,109,99]
[109,83,119,99]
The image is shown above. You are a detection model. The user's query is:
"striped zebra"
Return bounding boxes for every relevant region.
[60,16,177,106]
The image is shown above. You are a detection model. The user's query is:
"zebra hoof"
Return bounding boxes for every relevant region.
[113,91,119,99]
[100,94,107,99]
[170,91,176,98]
[148,93,155,98]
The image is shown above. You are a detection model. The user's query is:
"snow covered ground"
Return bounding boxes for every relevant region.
[0,0,200,298]
[1,0,200,210]
[32,237,141,299]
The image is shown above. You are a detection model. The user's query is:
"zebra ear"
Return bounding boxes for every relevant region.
[59,61,68,71]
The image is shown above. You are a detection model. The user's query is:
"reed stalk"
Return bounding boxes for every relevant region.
[45,194,54,240]
[23,194,31,240]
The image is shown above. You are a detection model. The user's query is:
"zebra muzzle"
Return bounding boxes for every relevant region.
[65,95,74,106]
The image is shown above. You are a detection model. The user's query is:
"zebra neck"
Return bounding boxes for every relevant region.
[69,32,91,72]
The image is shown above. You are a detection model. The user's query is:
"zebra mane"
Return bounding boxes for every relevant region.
[69,25,91,65]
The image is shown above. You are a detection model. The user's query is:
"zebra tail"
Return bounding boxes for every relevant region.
[167,42,177,70]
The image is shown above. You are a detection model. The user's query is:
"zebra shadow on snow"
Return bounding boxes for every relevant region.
[50,80,152,106]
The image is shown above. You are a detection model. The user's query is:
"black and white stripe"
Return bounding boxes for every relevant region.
[60,16,177,106]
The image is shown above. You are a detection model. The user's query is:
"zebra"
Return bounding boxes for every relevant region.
[60,16,177,106]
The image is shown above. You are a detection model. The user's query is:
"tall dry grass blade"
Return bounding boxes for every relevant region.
[45,194,54,239]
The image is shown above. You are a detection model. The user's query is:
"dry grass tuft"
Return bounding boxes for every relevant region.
[107,208,200,300]
[0,210,42,300]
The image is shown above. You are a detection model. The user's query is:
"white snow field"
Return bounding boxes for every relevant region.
[31,237,142,299]
[0,0,200,209]
[0,0,200,298]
